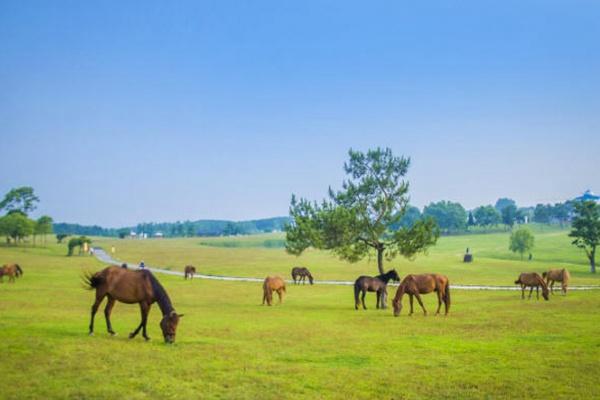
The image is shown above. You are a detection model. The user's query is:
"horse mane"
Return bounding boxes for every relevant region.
[144,270,175,316]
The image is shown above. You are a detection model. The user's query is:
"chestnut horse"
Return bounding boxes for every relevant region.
[291,266,313,285]
[354,269,400,310]
[542,268,570,295]
[184,265,196,280]
[262,276,286,306]
[0,263,23,283]
[515,272,549,301]
[392,274,450,317]
[84,265,183,343]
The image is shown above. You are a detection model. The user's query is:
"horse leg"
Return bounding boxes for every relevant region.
[89,290,106,336]
[104,296,117,335]
[376,291,380,309]
[129,302,148,339]
[436,290,443,315]
[521,285,525,299]
[536,286,540,299]
[361,290,367,310]
[409,294,414,316]
[277,288,283,304]
[528,286,533,299]
[381,290,387,309]
[415,293,427,316]
[141,303,151,340]
[550,281,555,294]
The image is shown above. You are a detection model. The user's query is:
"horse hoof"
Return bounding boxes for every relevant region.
[129,333,135,339]
[88,332,94,336]
[144,337,150,341]
[109,332,117,336]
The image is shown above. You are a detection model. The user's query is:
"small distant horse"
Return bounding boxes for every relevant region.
[515,272,549,301]
[84,265,183,343]
[291,266,313,285]
[392,274,451,317]
[262,276,286,306]
[542,268,570,295]
[184,265,196,280]
[0,263,23,283]
[354,269,400,310]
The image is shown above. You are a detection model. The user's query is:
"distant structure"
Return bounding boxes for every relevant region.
[463,247,473,263]
[574,190,600,203]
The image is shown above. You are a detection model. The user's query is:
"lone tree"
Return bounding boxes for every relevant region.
[569,200,600,273]
[0,187,40,216]
[285,148,439,277]
[509,227,534,260]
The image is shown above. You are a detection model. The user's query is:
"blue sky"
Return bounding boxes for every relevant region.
[1,1,599,227]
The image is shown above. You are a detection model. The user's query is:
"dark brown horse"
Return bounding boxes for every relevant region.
[542,268,570,295]
[354,269,400,310]
[515,272,549,301]
[0,263,23,283]
[184,265,196,280]
[85,265,183,343]
[291,266,313,285]
[392,274,450,316]
[262,276,286,306]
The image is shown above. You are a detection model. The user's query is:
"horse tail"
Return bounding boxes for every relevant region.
[444,279,451,309]
[354,281,360,307]
[83,271,103,290]
[15,264,23,277]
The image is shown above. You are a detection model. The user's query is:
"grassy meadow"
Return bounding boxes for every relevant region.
[1,226,600,399]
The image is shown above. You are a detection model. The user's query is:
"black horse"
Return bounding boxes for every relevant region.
[291,266,314,285]
[354,269,400,310]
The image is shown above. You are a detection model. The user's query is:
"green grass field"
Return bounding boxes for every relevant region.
[1,227,599,399]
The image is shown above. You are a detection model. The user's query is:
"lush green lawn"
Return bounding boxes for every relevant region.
[1,229,599,399]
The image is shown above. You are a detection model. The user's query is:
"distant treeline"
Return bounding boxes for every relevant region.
[52,198,578,239]
[53,217,291,238]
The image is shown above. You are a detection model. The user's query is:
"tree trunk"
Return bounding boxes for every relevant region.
[376,245,388,309]
[377,246,385,275]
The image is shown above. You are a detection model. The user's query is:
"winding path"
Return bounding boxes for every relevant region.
[91,247,600,291]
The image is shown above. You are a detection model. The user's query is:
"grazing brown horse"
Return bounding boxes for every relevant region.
[515,272,549,301]
[0,263,23,283]
[184,265,196,280]
[262,276,286,306]
[542,268,570,295]
[291,266,313,285]
[392,274,451,317]
[354,270,400,310]
[84,265,183,343]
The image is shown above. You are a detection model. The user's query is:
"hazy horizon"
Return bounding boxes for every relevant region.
[2,1,599,227]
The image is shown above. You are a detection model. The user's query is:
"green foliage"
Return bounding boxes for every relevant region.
[286,148,439,274]
[423,201,467,233]
[474,205,501,227]
[501,204,519,228]
[67,236,92,256]
[56,233,69,243]
[35,215,54,235]
[509,227,535,260]
[0,212,35,243]
[494,198,516,214]
[569,200,600,273]
[0,186,40,215]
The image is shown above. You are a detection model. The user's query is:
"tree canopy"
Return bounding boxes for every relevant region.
[285,148,439,275]
[509,227,535,260]
[423,201,467,233]
[0,187,40,215]
[569,200,600,273]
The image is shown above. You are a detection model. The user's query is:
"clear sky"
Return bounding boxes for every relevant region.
[1,1,599,227]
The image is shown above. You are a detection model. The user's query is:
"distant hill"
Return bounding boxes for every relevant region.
[53,216,292,238]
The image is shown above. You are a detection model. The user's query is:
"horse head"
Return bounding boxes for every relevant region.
[388,269,401,282]
[392,297,402,317]
[308,273,314,285]
[160,310,184,344]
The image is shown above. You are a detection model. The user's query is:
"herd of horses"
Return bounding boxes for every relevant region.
[1,259,572,344]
